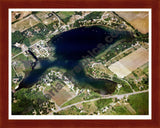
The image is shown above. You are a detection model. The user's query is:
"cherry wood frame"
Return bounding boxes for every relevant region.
[0,0,160,128]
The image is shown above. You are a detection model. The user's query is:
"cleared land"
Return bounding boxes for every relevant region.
[115,12,149,34]
[109,47,148,78]
[12,15,40,32]
[46,86,76,106]
[12,11,32,23]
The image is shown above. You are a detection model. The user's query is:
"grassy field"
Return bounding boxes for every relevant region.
[12,46,21,56]
[82,101,97,114]
[124,62,149,91]
[61,91,100,107]
[12,15,40,32]
[46,85,75,106]
[35,11,52,21]
[56,105,82,115]
[109,47,148,78]
[56,12,75,19]
[12,67,17,78]
[112,105,132,115]
[61,93,86,107]
[95,98,112,110]
[56,11,75,24]
[128,92,149,115]
[35,12,59,25]
[118,86,133,94]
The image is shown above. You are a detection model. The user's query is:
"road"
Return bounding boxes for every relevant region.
[123,79,135,92]
[12,51,24,59]
[53,89,148,113]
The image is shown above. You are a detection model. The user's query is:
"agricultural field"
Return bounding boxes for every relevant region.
[56,11,75,24]
[35,11,59,25]
[12,11,32,23]
[91,63,114,76]
[81,101,97,115]
[115,11,149,34]
[56,96,143,115]
[109,47,148,78]
[55,105,82,115]
[45,84,76,106]
[128,92,149,115]
[124,62,149,91]
[61,91,100,107]
[12,15,40,32]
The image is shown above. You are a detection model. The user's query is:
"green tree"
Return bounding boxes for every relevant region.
[22,38,30,47]
[12,46,21,55]
[12,88,48,115]
[12,31,24,44]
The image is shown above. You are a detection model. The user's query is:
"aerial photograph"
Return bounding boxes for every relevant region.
[10,9,150,117]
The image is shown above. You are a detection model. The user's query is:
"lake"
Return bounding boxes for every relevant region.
[17,25,133,94]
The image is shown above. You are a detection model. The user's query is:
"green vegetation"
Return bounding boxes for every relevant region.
[32,11,38,14]
[11,11,149,116]
[104,40,136,61]
[82,102,97,115]
[73,19,83,28]
[95,98,112,110]
[134,30,148,43]
[61,93,85,107]
[75,11,82,16]
[12,46,21,55]
[56,11,75,24]
[87,91,100,100]
[63,16,72,24]
[73,12,104,28]
[46,23,55,31]
[15,54,28,61]
[83,12,104,21]
[55,105,82,115]
[23,23,49,42]
[104,17,111,21]
[12,31,24,44]
[113,11,135,30]
[128,92,149,115]
[12,31,30,46]
[61,91,100,107]
[12,67,17,78]
[113,106,132,115]
[142,64,149,73]
[113,75,133,94]
[127,78,139,91]
[22,38,30,46]
[12,88,49,115]
[141,77,149,90]
[15,14,21,19]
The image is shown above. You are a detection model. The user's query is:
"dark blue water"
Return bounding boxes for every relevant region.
[17,26,133,94]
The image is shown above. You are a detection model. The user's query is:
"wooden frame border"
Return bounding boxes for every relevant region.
[0,0,160,128]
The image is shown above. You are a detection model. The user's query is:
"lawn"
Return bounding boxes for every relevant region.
[128,92,149,115]
[56,11,75,19]
[112,106,132,115]
[61,91,100,107]
[61,93,85,107]
[56,11,75,24]
[95,98,112,110]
